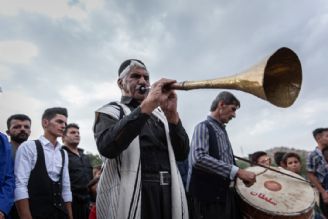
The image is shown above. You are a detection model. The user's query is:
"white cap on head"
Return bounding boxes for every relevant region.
[118,60,147,79]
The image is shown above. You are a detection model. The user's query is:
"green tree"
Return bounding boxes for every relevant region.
[236,160,250,169]
[86,152,103,167]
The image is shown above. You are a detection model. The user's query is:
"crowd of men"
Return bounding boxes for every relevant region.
[1,58,328,219]
[0,111,95,219]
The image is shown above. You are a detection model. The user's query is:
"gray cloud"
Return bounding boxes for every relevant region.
[1,0,328,155]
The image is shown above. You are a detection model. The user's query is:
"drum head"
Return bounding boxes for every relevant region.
[236,166,315,216]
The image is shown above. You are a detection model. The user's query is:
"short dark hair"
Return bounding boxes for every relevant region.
[42,107,68,120]
[210,91,240,112]
[274,151,286,166]
[7,114,31,129]
[312,128,328,140]
[251,151,267,165]
[282,152,301,165]
[118,59,146,76]
[63,123,79,135]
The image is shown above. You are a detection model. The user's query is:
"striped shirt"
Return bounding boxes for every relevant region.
[188,115,239,186]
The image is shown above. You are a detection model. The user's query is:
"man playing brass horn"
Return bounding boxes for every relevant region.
[93,59,189,219]
[187,91,256,219]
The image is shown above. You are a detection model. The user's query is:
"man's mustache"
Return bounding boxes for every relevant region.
[18,131,28,136]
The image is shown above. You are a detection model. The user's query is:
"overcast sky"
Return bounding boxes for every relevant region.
[1,0,327,156]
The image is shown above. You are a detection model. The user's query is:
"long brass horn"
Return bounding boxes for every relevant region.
[171,47,302,108]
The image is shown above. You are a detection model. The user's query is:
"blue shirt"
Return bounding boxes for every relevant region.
[0,132,15,216]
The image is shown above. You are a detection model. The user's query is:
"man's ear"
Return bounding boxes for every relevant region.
[42,119,48,129]
[218,100,225,108]
[316,134,322,142]
[6,130,10,135]
[117,79,123,89]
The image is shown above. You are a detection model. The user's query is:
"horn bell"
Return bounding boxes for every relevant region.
[172,47,302,108]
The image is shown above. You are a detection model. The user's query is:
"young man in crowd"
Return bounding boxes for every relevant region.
[307,128,328,217]
[14,107,73,219]
[62,123,93,219]
[6,114,31,219]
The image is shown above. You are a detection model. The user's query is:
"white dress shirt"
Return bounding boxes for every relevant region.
[14,135,72,202]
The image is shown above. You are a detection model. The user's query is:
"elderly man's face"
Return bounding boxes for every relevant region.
[218,103,238,124]
[119,66,150,102]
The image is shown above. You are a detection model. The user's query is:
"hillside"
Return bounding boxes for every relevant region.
[264,146,310,162]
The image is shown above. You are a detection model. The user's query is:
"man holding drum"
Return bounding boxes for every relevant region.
[187,91,256,219]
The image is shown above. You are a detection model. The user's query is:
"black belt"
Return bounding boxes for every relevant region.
[142,171,171,186]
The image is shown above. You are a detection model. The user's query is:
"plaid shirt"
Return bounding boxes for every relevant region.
[306,147,328,183]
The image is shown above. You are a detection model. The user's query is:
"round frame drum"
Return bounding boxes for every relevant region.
[236,166,315,219]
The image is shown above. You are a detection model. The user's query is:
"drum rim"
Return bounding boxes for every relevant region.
[235,167,316,216]
[236,184,316,216]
